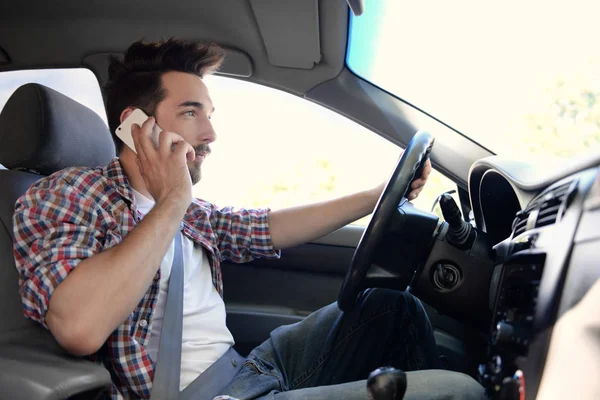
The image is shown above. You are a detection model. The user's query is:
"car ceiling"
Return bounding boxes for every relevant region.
[0,0,493,187]
[0,0,347,95]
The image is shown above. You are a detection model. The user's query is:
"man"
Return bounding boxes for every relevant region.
[13,39,483,399]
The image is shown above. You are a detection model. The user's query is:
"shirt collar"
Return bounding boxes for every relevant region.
[104,158,135,205]
[103,157,212,240]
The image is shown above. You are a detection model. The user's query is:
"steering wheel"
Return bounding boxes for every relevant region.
[338,130,435,312]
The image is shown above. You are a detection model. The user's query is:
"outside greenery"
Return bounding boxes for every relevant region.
[470,59,600,160]
[522,78,600,159]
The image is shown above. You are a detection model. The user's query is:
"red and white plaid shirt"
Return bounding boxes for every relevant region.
[12,158,280,399]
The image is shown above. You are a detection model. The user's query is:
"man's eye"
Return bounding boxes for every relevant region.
[183,110,195,117]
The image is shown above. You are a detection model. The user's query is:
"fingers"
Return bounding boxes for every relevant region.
[411,178,426,191]
[408,186,424,201]
[422,159,433,179]
[161,131,194,159]
[172,139,195,163]
[135,156,145,176]
[157,129,174,154]
[132,117,159,160]
[414,159,432,184]
[155,128,194,162]
[408,160,432,200]
[131,123,147,162]
[410,159,433,191]
[423,158,433,177]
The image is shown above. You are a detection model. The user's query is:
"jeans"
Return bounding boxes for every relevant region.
[217,289,485,400]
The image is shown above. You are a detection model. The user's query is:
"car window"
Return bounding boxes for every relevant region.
[0,70,458,226]
[348,0,600,161]
[198,76,457,225]
[0,68,108,124]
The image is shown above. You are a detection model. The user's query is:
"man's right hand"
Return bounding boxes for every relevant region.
[131,116,194,211]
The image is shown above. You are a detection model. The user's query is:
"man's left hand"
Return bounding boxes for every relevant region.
[373,159,432,202]
[408,159,432,200]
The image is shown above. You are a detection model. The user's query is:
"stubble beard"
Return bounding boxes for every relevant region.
[188,144,210,185]
[188,162,202,185]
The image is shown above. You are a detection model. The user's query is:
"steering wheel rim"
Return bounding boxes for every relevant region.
[338,130,435,312]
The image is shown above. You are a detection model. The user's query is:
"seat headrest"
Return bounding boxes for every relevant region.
[0,83,116,175]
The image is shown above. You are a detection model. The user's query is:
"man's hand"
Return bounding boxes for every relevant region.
[372,159,433,202]
[408,159,432,201]
[131,117,195,210]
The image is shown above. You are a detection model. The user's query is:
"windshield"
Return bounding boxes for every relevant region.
[347,0,600,160]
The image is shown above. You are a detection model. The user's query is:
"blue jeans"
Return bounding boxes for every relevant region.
[218,289,485,399]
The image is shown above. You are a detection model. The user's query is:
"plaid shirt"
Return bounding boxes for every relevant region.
[12,158,280,399]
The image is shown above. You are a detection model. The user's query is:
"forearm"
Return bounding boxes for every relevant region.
[46,199,186,355]
[268,188,378,249]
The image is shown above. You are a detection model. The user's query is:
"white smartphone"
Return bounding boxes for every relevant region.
[115,108,162,153]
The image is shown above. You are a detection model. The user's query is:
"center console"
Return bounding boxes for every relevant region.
[476,172,587,400]
[479,246,545,399]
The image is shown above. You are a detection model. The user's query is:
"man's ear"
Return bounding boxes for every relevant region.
[119,107,136,124]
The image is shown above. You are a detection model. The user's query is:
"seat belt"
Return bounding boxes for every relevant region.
[150,232,184,400]
[179,347,244,400]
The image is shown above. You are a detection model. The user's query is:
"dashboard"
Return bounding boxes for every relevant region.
[468,155,600,399]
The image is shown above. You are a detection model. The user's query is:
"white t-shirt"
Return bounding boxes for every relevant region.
[133,189,235,390]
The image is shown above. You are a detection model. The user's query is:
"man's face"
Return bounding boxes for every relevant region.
[154,71,217,184]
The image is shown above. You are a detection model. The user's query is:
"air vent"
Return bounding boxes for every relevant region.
[512,180,576,237]
[535,181,575,228]
[512,211,528,237]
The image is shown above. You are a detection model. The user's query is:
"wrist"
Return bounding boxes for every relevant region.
[155,191,191,216]
[355,186,381,218]
[369,183,385,205]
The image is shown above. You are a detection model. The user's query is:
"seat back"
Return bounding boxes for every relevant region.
[0,170,54,344]
[0,83,116,346]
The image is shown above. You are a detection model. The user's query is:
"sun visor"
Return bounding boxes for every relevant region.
[82,47,253,86]
[250,0,321,69]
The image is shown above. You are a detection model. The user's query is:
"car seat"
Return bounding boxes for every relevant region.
[0,83,116,400]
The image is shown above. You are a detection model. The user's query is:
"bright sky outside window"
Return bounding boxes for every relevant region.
[348,0,600,160]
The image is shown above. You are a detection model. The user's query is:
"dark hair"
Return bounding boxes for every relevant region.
[103,38,225,152]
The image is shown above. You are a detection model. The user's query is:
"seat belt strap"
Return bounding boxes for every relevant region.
[150,232,184,399]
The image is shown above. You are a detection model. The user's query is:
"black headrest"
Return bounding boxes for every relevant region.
[0,83,116,175]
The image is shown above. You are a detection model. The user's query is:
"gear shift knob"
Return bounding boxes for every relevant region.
[367,367,407,400]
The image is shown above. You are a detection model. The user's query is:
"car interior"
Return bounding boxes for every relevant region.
[1,1,599,399]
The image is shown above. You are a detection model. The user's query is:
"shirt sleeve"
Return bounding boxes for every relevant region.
[209,205,281,263]
[12,176,107,328]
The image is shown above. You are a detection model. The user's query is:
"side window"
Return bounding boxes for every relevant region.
[0,69,108,124]
[0,70,458,224]
[196,76,457,225]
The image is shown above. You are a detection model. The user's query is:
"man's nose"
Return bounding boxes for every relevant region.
[199,117,217,144]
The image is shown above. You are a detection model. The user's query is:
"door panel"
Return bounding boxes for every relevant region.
[223,224,474,373]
